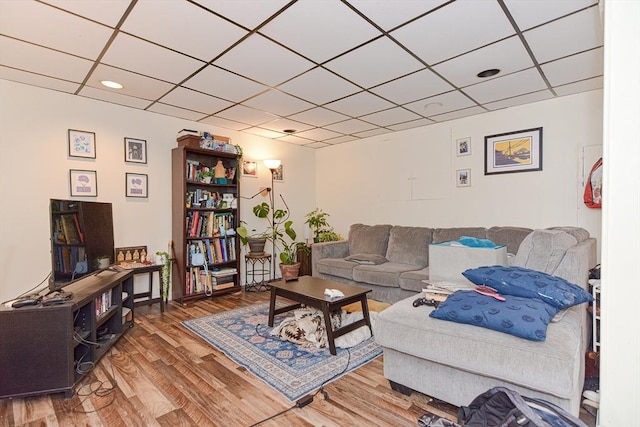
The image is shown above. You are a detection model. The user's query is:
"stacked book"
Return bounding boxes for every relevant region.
[211,268,237,290]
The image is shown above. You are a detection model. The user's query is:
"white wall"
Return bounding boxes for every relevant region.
[0,80,315,302]
[316,91,603,244]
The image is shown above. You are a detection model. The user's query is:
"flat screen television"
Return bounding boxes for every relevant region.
[49,199,114,290]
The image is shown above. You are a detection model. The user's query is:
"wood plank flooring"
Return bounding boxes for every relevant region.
[0,290,596,426]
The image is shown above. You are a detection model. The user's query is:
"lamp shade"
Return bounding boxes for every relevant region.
[264,159,281,170]
[214,160,226,178]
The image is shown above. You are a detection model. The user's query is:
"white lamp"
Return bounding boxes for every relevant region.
[263,159,281,170]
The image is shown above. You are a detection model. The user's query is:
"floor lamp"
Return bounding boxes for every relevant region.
[264,159,281,279]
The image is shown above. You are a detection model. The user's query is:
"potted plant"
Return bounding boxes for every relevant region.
[94,255,110,269]
[236,222,270,255]
[305,208,343,243]
[277,224,310,281]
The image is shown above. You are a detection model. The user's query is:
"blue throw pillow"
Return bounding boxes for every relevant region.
[429,290,559,341]
[462,266,593,310]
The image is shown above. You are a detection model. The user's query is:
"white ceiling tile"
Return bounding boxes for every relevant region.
[192,0,289,30]
[147,103,208,121]
[433,36,534,88]
[214,34,314,86]
[0,1,114,59]
[403,90,475,117]
[524,8,603,63]
[370,69,454,105]
[429,106,487,123]
[353,127,393,139]
[306,141,331,149]
[324,37,424,88]
[86,64,175,100]
[288,107,350,127]
[101,33,205,83]
[278,67,360,105]
[392,0,514,65]
[463,68,548,104]
[325,119,377,134]
[40,0,131,27]
[260,0,381,63]
[216,104,279,126]
[199,115,251,131]
[348,0,449,30]
[505,0,599,31]
[78,86,153,110]
[360,107,422,127]
[541,48,604,87]
[183,65,268,102]
[243,89,315,116]
[0,66,79,94]
[159,87,233,114]
[553,76,603,96]
[324,91,395,117]
[322,135,360,145]
[121,0,248,62]
[258,118,313,134]
[0,37,93,82]
[244,127,286,138]
[387,118,435,131]
[294,128,343,142]
[484,90,555,111]
[277,134,316,145]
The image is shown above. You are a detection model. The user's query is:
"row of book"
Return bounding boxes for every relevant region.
[52,213,84,244]
[188,238,236,265]
[185,267,237,295]
[186,211,235,238]
[54,246,86,274]
[96,289,113,318]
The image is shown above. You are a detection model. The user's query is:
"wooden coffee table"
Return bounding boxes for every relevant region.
[268,276,373,355]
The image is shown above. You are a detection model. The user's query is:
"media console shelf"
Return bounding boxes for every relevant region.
[0,270,134,399]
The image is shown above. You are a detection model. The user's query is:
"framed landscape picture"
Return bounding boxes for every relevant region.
[124,137,147,164]
[69,169,97,197]
[484,127,542,175]
[68,129,96,159]
[126,173,148,198]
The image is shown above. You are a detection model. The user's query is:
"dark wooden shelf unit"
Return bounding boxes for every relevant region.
[0,270,134,399]
[171,135,241,304]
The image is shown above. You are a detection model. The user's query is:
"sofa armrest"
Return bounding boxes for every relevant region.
[553,237,597,289]
[311,241,350,276]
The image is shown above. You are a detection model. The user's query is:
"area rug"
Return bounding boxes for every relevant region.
[181,302,382,401]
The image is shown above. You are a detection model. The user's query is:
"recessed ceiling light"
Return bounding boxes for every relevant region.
[477,69,500,78]
[100,80,123,89]
[283,129,296,134]
[424,102,443,110]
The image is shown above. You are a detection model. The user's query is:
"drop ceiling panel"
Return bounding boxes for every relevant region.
[505,0,598,31]
[258,118,314,134]
[348,0,449,31]
[295,127,343,142]
[553,76,603,96]
[158,87,234,115]
[288,107,350,127]
[360,107,422,127]
[259,0,381,63]
[353,127,392,139]
[524,8,603,63]
[403,90,476,117]
[463,68,548,104]
[324,37,424,89]
[86,64,175,100]
[192,0,290,30]
[369,69,453,105]
[216,104,278,126]
[121,0,248,62]
[244,127,286,139]
[277,67,360,105]
[40,0,132,27]
[429,105,487,123]
[78,86,153,110]
[433,36,534,88]
[388,118,435,131]
[277,134,316,145]
[325,119,376,134]
[147,102,208,122]
[324,91,395,117]
[0,1,113,59]
[199,115,250,131]
[484,90,555,111]
[242,89,315,117]
[0,66,79,94]
[392,0,515,65]
[183,65,268,102]
[213,34,314,86]
[541,48,604,87]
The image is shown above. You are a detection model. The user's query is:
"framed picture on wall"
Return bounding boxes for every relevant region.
[273,164,284,181]
[69,169,97,197]
[456,169,471,187]
[456,137,471,156]
[242,160,258,178]
[68,129,96,159]
[124,137,147,164]
[125,173,148,198]
[484,127,543,175]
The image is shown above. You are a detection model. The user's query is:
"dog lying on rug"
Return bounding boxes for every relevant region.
[270,307,378,349]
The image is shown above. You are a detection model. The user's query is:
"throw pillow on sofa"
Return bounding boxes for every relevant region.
[429,290,559,341]
[462,265,593,310]
[345,253,388,265]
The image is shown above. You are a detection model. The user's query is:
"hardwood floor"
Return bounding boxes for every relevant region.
[0,290,596,426]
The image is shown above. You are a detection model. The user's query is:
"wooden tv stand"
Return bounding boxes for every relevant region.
[0,270,134,399]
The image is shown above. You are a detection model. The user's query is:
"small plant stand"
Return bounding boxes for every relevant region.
[245,254,271,292]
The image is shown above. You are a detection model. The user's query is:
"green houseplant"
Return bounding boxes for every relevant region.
[305,208,343,243]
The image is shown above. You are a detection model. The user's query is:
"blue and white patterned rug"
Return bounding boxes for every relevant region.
[182,302,382,401]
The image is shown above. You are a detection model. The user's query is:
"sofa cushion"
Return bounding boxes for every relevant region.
[399,267,430,292]
[547,227,590,243]
[386,226,432,267]
[345,253,388,265]
[462,266,593,310]
[348,224,392,257]
[315,258,357,280]
[374,295,585,399]
[352,263,421,288]
[429,290,559,341]
[487,226,533,255]
[513,229,577,274]
[432,227,487,244]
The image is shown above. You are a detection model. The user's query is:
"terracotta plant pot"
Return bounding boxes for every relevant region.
[279,262,301,281]
[247,238,267,255]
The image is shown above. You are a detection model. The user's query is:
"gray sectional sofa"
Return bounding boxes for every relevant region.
[311,224,596,415]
